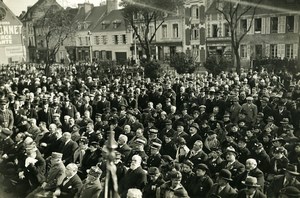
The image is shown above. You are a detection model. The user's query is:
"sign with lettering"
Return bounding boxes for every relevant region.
[5,46,25,56]
[0,22,23,45]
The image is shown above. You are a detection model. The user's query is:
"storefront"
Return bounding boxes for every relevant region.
[0,2,26,64]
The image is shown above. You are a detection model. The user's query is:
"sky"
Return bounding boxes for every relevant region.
[3,0,106,16]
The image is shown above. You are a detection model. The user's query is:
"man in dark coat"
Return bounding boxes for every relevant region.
[146,141,162,168]
[119,155,147,198]
[59,132,79,165]
[116,134,132,163]
[51,163,83,198]
[235,158,265,191]
[252,143,270,173]
[236,176,266,198]
[267,164,300,198]
[207,169,237,198]
[77,166,102,198]
[185,140,208,165]
[143,167,165,198]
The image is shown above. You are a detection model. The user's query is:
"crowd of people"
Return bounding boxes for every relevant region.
[0,64,299,198]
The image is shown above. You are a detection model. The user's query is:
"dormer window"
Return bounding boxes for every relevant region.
[84,22,89,29]
[78,23,82,30]
[113,20,121,29]
[102,21,110,29]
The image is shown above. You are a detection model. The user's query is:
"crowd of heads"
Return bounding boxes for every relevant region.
[0,65,300,197]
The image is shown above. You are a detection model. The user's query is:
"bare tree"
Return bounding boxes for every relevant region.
[35,6,76,70]
[120,0,183,62]
[216,0,261,74]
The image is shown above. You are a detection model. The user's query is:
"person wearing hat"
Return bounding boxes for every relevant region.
[51,163,83,198]
[207,169,237,198]
[0,98,14,130]
[279,186,300,198]
[181,159,195,190]
[11,143,46,197]
[77,166,102,198]
[0,128,14,161]
[186,123,202,150]
[26,152,65,198]
[119,155,147,198]
[146,128,162,153]
[160,119,175,140]
[73,137,89,167]
[273,100,291,126]
[143,167,165,198]
[147,139,162,168]
[252,143,271,173]
[269,146,289,176]
[235,158,264,191]
[156,170,189,198]
[204,129,220,154]
[229,96,242,124]
[219,146,245,183]
[125,137,148,168]
[241,96,258,125]
[268,163,300,198]
[37,98,53,127]
[187,163,213,198]
[237,176,266,198]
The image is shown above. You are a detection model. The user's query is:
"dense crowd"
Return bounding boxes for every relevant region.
[0,64,300,198]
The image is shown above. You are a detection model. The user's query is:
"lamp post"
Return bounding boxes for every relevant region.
[88,31,92,63]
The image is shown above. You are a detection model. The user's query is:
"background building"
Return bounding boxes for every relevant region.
[0,1,26,64]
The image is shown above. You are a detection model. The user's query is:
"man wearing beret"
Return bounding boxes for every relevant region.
[143,167,165,198]
[26,152,66,198]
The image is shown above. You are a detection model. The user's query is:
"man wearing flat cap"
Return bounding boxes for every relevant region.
[268,164,300,198]
[26,152,66,198]
[78,166,102,198]
[143,167,165,198]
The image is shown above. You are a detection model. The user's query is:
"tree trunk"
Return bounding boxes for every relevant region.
[234,47,241,75]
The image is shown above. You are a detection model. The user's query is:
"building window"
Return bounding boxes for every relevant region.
[79,37,83,46]
[286,44,293,59]
[192,28,199,40]
[224,23,230,37]
[102,35,107,45]
[240,19,247,33]
[173,24,179,38]
[270,44,278,58]
[114,35,118,44]
[85,37,89,45]
[212,24,218,37]
[270,17,278,33]
[192,6,199,19]
[240,45,247,58]
[286,16,294,32]
[122,35,127,44]
[95,36,100,45]
[162,24,167,38]
[255,45,263,59]
[255,18,262,32]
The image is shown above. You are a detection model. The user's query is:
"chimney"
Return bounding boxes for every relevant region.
[78,2,94,14]
[107,0,118,13]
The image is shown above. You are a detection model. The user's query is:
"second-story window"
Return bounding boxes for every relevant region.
[95,36,100,45]
[240,19,247,33]
[240,45,247,58]
[212,24,218,37]
[85,37,89,45]
[255,18,262,32]
[114,35,118,44]
[173,24,179,38]
[286,16,294,32]
[286,44,293,59]
[79,37,83,46]
[271,17,278,33]
[192,6,199,19]
[224,23,230,37]
[162,25,167,38]
[102,35,107,45]
[122,35,127,44]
